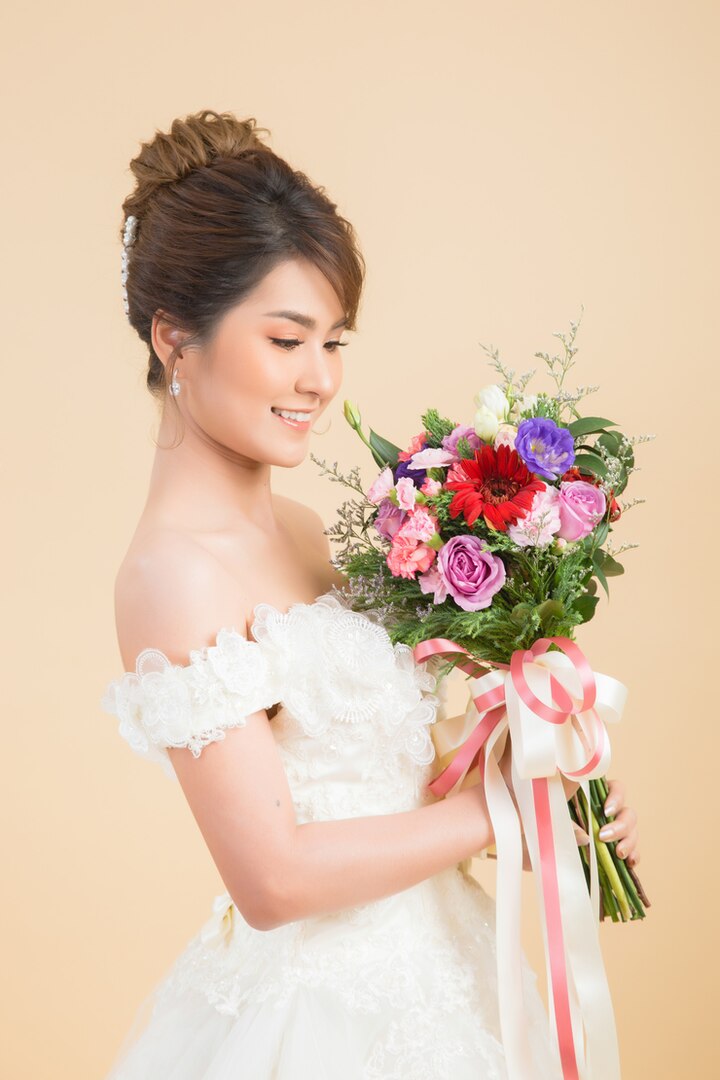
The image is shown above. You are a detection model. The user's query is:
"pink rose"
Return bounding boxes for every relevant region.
[437,535,506,611]
[395,476,417,511]
[556,480,606,541]
[366,466,394,505]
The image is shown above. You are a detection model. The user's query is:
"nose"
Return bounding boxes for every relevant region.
[295,342,338,400]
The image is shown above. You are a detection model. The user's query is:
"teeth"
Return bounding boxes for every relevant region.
[272,408,312,422]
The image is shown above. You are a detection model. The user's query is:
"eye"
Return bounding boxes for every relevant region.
[269,337,349,353]
[270,338,301,350]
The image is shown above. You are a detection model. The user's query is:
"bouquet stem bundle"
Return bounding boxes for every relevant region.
[570,777,650,921]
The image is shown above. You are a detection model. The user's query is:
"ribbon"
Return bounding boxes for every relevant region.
[414,636,628,1080]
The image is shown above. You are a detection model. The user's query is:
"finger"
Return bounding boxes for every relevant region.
[603,778,625,816]
[572,821,590,846]
[615,826,639,861]
[597,809,636,842]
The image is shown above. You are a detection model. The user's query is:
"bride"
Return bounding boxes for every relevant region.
[101,108,641,1079]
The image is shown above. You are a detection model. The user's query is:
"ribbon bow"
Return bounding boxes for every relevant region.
[414,635,628,1080]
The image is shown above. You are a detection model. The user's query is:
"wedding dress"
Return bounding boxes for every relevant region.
[100,591,562,1079]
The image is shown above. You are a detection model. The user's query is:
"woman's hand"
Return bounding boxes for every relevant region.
[597,778,641,867]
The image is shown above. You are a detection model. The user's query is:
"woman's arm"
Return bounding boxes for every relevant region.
[170,720,495,932]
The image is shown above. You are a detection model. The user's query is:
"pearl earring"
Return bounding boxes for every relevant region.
[169,370,181,396]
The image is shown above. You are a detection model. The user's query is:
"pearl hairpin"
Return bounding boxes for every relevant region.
[121,214,138,316]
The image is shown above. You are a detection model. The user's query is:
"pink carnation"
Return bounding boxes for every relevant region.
[397,506,438,543]
[421,477,442,496]
[418,564,448,603]
[397,432,426,462]
[445,462,468,484]
[507,484,561,548]
[386,535,436,579]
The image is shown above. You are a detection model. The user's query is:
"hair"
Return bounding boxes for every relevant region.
[119,108,366,420]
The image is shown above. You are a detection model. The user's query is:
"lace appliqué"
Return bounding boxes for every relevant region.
[251,593,439,771]
[100,628,282,779]
[150,865,561,1079]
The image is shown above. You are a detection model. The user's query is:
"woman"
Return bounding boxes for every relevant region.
[102,109,640,1079]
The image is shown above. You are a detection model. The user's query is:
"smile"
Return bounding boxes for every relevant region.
[271,407,315,428]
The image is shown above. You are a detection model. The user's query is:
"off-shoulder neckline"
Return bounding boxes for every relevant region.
[115,590,351,680]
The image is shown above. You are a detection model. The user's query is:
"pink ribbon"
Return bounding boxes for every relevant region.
[414,635,625,1080]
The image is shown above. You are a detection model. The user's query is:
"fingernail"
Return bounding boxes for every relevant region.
[605,803,616,816]
[598,826,614,840]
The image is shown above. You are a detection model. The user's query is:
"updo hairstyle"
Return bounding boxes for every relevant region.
[119,109,365,411]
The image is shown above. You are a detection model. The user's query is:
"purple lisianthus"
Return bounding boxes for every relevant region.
[514,418,575,481]
[442,424,482,458]
[437,535,506,612]
[393,457,427,487]
[374,497,406,540]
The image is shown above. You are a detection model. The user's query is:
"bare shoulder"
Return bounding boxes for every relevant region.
[273,494,329,555]
[273,494,346,591]
[113,529,250,672]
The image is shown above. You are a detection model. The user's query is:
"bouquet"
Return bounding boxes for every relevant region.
[313,312,652,1079]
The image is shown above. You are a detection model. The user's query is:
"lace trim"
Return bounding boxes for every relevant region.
[100,627,283,778]
[101,592,440,777]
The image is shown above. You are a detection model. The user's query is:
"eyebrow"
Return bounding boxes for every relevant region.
[262,309,348,331]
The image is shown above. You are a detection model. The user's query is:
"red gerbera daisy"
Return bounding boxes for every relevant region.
[444,444,547,531]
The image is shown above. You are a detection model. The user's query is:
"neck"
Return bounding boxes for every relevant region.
[143,404,277,533]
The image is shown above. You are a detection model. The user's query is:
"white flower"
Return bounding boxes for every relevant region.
[473,384,509,421]
[473,406,500,442]
[509,392,539,422]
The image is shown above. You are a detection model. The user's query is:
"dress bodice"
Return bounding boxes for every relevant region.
[100,591,442,821]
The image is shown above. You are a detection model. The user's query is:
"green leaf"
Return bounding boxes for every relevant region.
[536,598,565,628]
[567,416,618,438]
[573,594,600,622]
[369,430,401,469]
[595,550,625,577]
[593,519,610,547]
[591,552,610,599]
[510,601,535,625]
[572,451,609,479]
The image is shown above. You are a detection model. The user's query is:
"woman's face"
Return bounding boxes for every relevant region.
[158,257,348,469]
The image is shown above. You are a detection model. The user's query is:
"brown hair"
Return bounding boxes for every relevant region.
[120,108,366,411]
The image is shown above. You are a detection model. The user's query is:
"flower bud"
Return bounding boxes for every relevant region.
[343,400,362,430]
[473,406,500,442]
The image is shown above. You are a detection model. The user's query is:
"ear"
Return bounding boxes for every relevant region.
[151,311,187,374]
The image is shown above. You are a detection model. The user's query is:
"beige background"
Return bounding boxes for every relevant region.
[2,1,716,1077]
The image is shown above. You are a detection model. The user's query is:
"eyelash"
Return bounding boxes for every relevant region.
[270,337,348,353]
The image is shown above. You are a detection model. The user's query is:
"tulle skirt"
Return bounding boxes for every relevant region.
[104,864,562,1080]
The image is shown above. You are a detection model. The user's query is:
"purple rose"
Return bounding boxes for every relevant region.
[442,424,482,458]
[374,497,406,540]
[515,418,575,481]
[437,535,506,612]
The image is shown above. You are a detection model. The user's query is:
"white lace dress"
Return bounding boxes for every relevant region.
[100,592,562,1079]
